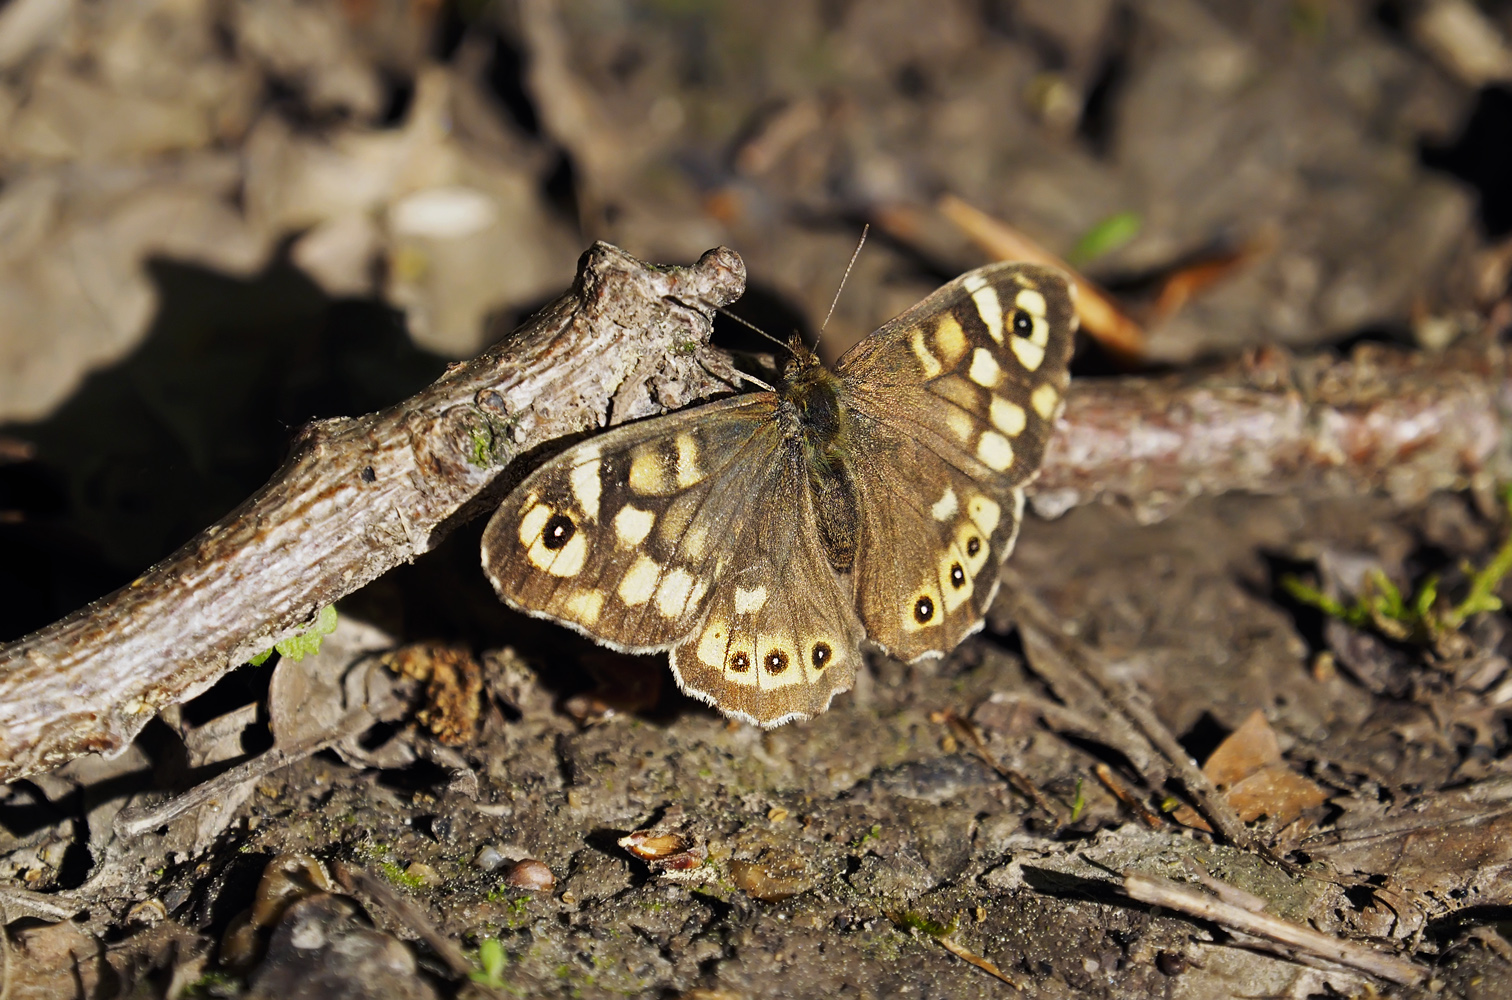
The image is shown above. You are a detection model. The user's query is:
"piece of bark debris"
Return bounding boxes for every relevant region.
[383,643,483,745]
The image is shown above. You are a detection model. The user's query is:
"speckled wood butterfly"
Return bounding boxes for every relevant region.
[482,261,1076,726]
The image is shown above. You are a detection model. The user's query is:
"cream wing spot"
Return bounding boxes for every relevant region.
[675,434,704,489]
[1013,288,1051,348]
[1031,382,1060,420]
[938,543,975,613]
[931,486,959,522]
[682,524,709,560]
[934,376,981,411]
[804,640,837,680]
[696,621,724,665]
[756,637,801,688]
[517,503,551,546]
[734,585,768,615]
[564,590,605,626]
[1011,336,1046,372]
[956,523,991,575]
[968,348,1002,388]
[657,492,697,546]
[962,273,987,293]
[613,505,655,548]
[934,314,967,362]
[945,408,975,443]
[903,581,945,634]
[967,495,1002,536]
[1014,287,1047,319]
[655,568,698,619]
[910,328,943,378]
[533,531,588,577]
[617,554,661,606]
[971,285,1004,344]
[570,458,602,520]
[629,447,670,495]
[990,397,1027,436]
[977,431,1015,472]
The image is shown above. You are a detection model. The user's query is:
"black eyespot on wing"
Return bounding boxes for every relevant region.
[811,642,832,670]
[1012,309,1033,336]
[914,596,934,623]
[543,514,576,550]
[730,651,751,672]
[765,650,789,674]
[949,564,965,588]
[966,536,981,557]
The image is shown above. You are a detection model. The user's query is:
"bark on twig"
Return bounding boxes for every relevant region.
[0,243,746,783]
[0,241,1508,785]
[1035,339,1510,521]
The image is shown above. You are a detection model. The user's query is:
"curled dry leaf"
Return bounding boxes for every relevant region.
[618,829,709,881]
[728,852,811,902]
[1173,709,1328,830]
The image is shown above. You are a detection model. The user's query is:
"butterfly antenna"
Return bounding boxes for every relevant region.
[819,224,869,337]
[707,307,780,391]
[717,306,792,355]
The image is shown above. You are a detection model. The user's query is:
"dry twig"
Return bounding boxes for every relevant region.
[1123,871,1427,987]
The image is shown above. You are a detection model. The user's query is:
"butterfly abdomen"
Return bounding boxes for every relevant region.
[777,353,861,573]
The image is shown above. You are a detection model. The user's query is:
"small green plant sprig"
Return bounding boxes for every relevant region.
[470,937,507,989]
[248,605,338,666]
[1282,489,1512,644]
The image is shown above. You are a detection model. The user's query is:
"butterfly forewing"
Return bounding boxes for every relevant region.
[482,394,784,652]
[836,262,1076,660]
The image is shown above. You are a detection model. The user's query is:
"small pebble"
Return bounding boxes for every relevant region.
[504,859,554,891]
[473,845,506,872]
[405,862,441,887]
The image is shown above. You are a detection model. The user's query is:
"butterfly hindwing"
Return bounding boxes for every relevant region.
[846,427,1029,662]
[668,463,865,726]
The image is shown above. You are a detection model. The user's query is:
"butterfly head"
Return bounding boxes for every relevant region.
[780,335,822,380]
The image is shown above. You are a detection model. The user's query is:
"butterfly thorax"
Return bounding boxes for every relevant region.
[778,342,859,573]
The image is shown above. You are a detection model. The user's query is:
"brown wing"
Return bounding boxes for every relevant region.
[668,453,866,727]
[836,261,1077,661]
[482,394,785,652]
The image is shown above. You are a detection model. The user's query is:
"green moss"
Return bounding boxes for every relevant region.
[893,909,958,938]
[377,860,425,891]
[469,427,493,467]
[182,971,242,997]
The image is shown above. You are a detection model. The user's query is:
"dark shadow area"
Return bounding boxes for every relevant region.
[1422,85,1512,238]
[0,252,450,643]
[1018,864,1128,906]
[712,279,815,355]
[1177,711,1231,768]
